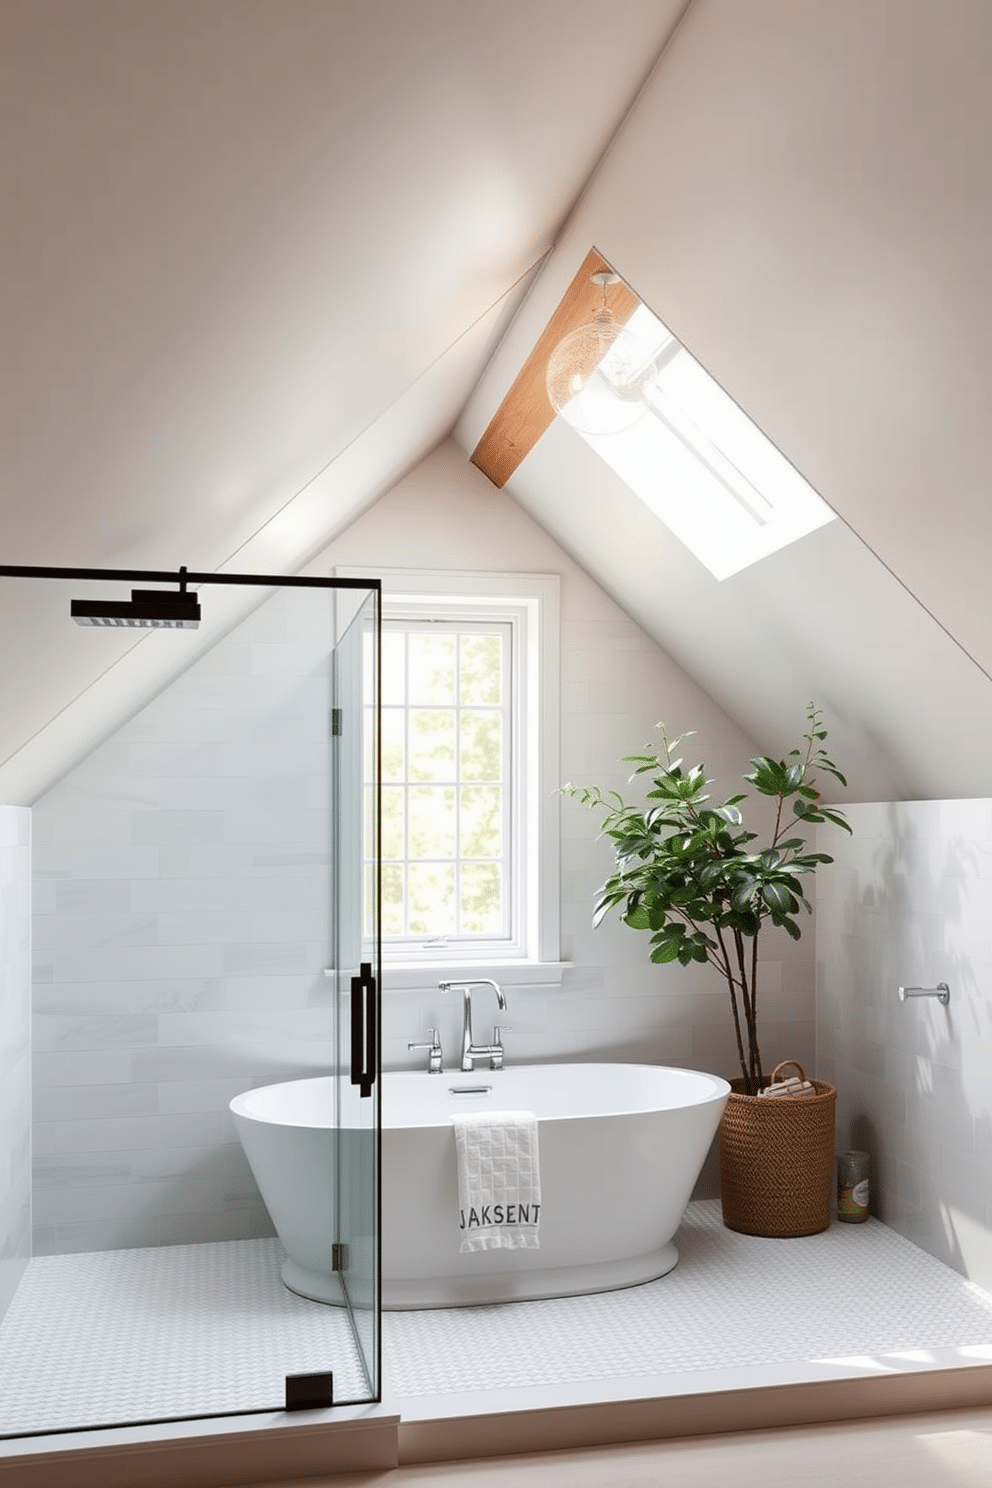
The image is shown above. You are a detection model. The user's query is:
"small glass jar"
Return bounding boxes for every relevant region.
[836,1149,870,1223]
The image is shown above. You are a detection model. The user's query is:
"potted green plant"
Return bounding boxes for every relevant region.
[564,704,850,1236]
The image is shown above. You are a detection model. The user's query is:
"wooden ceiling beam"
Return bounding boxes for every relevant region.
[470,247,641,489]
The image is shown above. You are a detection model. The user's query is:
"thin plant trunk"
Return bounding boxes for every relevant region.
[714,924,750,1090]
[749,934,762,1089]
[733,928,756,1094]
[724,927,763,1096]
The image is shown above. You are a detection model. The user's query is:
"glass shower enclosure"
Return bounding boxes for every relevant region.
[0,565,381,1437]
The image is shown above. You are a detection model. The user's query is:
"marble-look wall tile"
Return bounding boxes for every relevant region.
[32,588,339,1251]
[817,800,992,1292]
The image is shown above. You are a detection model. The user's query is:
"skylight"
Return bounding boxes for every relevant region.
[574,303,836,580]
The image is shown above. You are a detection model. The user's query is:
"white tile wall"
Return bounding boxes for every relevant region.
[816,799,992,1290]
[0,805,31,1320]
[31,441,817,1251]
[32,587,339,1253]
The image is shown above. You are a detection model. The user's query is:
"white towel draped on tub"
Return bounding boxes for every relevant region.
[452,1110,542,1252]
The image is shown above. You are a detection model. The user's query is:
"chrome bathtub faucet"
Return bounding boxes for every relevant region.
[438,978,509,1071]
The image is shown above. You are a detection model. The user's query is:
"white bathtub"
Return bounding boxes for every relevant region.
[232,1062,729,1310]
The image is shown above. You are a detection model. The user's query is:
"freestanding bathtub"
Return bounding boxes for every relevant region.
[231,1062,729,1310]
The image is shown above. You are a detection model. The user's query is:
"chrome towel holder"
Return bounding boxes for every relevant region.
[898,982,950,1006]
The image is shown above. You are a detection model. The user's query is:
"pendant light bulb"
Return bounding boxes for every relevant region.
[546,272,649,436]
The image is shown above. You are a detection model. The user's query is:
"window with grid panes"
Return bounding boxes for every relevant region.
[350,567,560,980]
[366,618,513,950]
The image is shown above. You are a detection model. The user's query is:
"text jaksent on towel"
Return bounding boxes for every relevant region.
[451,1109,541,1252]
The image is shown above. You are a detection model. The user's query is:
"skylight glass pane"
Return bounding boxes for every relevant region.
[573,302,835,580]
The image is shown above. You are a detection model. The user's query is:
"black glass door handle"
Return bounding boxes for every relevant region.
[350,961,377,1098]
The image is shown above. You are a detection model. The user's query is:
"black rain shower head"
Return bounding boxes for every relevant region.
[71,571,201,629]
[70,590,201,628]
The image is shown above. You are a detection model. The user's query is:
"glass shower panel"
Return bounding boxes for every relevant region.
[332,586,381,1401]
[0,571,381,1439]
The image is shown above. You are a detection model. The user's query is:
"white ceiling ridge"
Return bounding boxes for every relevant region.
[455,3,697,459]
[215,259,547,579]
[544,0,696,264]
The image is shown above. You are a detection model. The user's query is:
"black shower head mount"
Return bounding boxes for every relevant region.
[70,566,201,629]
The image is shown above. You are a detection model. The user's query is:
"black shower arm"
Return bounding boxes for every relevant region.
[0,562,379,592]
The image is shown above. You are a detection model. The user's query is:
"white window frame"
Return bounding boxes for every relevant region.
[337,567,563,990]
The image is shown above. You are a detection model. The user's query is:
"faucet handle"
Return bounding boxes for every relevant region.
[408,1028,443,1073]
[490,1024,512,1071]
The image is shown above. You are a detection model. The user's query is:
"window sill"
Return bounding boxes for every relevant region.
[379,960,571,992]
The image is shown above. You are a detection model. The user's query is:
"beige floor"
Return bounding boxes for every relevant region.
[257,1409,992,1487]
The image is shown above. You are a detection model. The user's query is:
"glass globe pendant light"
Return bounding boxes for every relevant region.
[545,271,651,436]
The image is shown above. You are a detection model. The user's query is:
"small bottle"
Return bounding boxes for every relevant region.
[836,1150,870,1223]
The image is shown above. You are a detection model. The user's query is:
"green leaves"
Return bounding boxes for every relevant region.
[558,704,851,1092]
[760,881,795,914]
[648,922,713,966]
[561,703,851,978]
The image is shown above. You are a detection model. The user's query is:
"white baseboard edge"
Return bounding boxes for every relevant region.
[0,1406,400,1488]
[3,1356,992,1484]
[398,1363,992,1465]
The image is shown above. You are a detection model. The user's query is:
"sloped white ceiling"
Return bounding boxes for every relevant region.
[0,0,688,795]
[457,0,992,800]
[0,0,686,569]
[4,0,992,804]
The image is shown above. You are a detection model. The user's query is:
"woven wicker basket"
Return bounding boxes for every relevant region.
[719,1060,837,1237]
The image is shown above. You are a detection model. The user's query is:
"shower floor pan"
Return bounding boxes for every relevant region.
[1,1200,992,1464]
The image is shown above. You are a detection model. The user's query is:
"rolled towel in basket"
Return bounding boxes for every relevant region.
[758,1077,817,1098]
[452,1110,541,1253]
